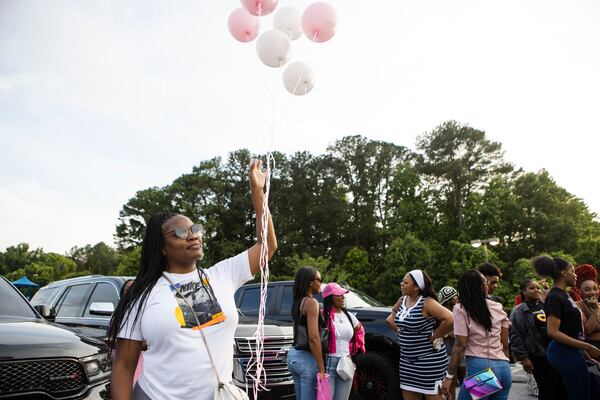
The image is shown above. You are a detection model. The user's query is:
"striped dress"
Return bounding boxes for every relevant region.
[395,296,448,394]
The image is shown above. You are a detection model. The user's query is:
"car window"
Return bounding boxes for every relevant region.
[280,286,322,315]
[239,287,276,315]
[84,283,119,317]
[344,288,383,307]
[30,287,59,306]
[280,286,293,315]
[55,284,90,318]
[0,278,37,318]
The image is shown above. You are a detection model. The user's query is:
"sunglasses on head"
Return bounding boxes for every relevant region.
[163,224,204,240]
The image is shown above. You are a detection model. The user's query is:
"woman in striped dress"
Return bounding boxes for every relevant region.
[386,269,454,400]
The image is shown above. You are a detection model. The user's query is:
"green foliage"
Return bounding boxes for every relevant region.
[275,253,332,282]
[326,248,373,296]
[4,252,78,286]
[115,247,142,276]
[576,237,600,266]
[68,243,120,275]
[374,234,432,304]
[417,120,512,239]
[3,123,600,308]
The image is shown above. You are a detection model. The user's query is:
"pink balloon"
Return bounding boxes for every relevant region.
[228,8,260,42]
[301,2,337,43]
[241,0,278,17]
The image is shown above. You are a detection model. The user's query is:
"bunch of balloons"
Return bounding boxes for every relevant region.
[227,0,337,95]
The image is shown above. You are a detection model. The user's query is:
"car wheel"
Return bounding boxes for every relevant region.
[351,351,401,400]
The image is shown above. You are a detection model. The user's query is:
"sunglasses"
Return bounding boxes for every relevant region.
[162,224,204,240]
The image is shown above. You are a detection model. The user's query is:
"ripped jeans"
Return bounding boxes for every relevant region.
[287,347,319,400]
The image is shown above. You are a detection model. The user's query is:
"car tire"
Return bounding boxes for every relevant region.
[351,351,401,400]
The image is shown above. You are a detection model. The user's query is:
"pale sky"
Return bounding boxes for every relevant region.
[1,0,599,253]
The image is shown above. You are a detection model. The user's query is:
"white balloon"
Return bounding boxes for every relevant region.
[282,61,315,95]
[273,6,302,40]
[256,29,291,68]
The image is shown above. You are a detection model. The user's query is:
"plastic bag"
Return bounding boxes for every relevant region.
[316,373,331,400]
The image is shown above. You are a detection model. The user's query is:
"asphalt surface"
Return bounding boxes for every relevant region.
[508,363,535,400]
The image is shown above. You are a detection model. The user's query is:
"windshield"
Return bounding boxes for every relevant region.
[344,288,384,308]
[0,278,38,319]
[30,286,59,306]
[315,284,384,308]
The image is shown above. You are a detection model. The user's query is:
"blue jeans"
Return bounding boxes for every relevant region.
[287,347,318,400]
[458,356,512,400]
[326,356,354,400]
[546,340,590,400]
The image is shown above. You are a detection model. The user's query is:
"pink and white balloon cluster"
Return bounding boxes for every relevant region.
[228,0,337,96]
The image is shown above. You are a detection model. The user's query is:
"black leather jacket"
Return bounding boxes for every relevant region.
[509,301,548,360]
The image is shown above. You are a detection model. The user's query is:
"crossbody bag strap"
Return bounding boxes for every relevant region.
[162,272,224,387]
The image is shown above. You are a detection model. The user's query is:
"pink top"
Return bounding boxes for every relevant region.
[453,299,510,361]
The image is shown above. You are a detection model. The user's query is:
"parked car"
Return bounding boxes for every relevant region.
[0,276,111,399]
[235,281,402,400]
[31,275,295,399]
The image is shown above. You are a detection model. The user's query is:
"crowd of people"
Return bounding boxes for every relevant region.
[289,259,600,400]
[105,159,600,400]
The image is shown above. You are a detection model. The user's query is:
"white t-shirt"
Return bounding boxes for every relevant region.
[118,251,252,400]
[329,310,359,357]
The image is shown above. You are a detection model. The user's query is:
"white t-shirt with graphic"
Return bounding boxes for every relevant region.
[329,310,359,357]
[118,251,252,400]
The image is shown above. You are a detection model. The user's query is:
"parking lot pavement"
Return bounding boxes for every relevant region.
[509,363,536,400]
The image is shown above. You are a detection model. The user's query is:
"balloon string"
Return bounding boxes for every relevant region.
[245,152,274,399]
[243,36,279,398]
[273,68,304,131]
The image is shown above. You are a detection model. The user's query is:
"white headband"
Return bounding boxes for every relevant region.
[409,269,425,291]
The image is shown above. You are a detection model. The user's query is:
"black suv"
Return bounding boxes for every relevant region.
[31,275,295,399]
[235,281,402,400]
[0,276,111,399]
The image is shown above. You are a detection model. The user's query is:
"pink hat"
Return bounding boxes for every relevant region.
[322,282,350,298]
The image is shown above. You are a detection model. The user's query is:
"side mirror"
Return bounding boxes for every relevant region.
[89,302,115,316]
[34,305,56,321]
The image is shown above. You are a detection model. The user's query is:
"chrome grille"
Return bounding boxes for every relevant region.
[236,336,293,355]
[235,336,294,385]
[0,359,86,398]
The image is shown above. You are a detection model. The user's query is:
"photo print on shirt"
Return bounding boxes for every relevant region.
[169,274,226,330]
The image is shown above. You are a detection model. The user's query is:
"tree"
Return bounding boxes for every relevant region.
[116,247,142,276]
[87,242,120,275]
[327,247,373,296]
[327,136,414,263]
[416,121,512,239]
[0,243,43,275]
[374,234,433,304]
[116,186,174,249]
[510,170,599,257]
[5,253,78,286]
[283,253,331,282]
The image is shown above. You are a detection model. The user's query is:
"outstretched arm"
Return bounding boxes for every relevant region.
[247,159,277,275]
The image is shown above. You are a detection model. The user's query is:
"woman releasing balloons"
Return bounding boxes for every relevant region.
[108,161,277,400]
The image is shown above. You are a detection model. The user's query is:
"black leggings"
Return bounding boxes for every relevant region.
[530,355,567,400]
[132,383,152,400]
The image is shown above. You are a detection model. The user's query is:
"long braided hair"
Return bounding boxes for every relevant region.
[458,269,492,332]
[291,266,318,323]
[107,212,178,349]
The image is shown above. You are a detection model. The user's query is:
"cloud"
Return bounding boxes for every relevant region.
[0,181,117,253]
[0,72,37,95]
